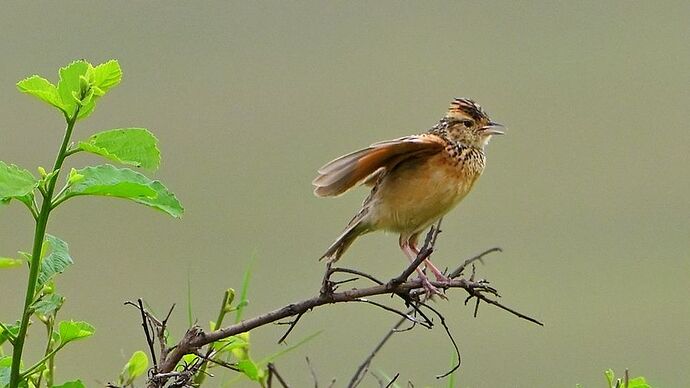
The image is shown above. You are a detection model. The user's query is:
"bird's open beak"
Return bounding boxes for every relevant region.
[482,122,505,135]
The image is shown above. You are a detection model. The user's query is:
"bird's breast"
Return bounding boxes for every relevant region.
[367,151,484,234]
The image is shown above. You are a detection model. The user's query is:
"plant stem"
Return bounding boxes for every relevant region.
[9,112,79,388]
[193,290,231,386]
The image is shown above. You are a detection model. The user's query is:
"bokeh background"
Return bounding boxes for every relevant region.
[1,2,688,387]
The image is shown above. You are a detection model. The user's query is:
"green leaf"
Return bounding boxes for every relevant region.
[0,257,23,269]
[37,235,73,291]
[237,359,262,381]
[65,165,155,198]
[0,162,38,202]
[0,357,10,388]
[50,379,86,388]
[119,350,148,386]
[235,256,254,323]
[64,165,183,218]
[605,369,615,388]
[75,60,122,120]
[16,75,65,113]
[0,322,20,346]
[0,356,27,388]
[628,377,651,388]
[32,293,64,317]
[79,128,160,171]
[132,180,184,218]
[92,60,122,94]
[57,60,90,119]
[176,354,199,370]
[213,335,248,353]
[58,320,94,344]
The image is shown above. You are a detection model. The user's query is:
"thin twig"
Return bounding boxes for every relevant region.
[354,298,431,329]
[384,373,400,388]
[136,299,158,369]
[277,311,305,344]
[144,233,542,387]
[306,357,318,388]
[192,350,240,371]
[420,302,461,379]
[268,363,290,388]
[449,247,503,279]
[348,315,409,388]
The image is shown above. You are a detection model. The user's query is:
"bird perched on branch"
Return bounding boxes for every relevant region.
[313,98,505,296]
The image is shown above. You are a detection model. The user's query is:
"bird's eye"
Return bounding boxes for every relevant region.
[461,120,473,128]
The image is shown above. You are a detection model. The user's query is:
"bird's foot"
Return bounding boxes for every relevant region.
[420,276,448,300]
[432,272,452,285]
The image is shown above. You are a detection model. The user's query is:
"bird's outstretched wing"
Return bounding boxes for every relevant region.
[312,134,445,197]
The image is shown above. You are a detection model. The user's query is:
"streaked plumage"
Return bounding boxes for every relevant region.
[313,98,504,296]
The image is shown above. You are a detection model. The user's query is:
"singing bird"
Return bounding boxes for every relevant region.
[313,98,504,296]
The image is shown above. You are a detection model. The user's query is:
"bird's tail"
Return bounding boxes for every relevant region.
[320,220,367,262]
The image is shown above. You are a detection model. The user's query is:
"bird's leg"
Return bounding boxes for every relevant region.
[424,259,451,283]
[408,239,451,284]
[399,236,445,299]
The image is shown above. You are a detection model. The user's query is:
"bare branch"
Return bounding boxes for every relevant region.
[306,357,318,388]
[140,224,541,387]
[277,311,305,344]
[267,363,290,388]
[349,315,409,388]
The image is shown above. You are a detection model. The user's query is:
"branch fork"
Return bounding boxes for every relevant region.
[134,225,541,388]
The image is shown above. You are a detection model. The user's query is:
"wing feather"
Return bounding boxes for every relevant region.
[312,135,444,197]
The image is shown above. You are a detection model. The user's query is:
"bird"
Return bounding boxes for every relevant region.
[313,98,505,296]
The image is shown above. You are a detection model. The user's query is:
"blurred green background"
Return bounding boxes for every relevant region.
[1,1,688,387]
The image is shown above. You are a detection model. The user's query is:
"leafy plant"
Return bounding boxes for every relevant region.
[575,369,652,388]
[603,369,651,388]
[0,59,182,388]
[117,351,149,387]
[176,261,319,387]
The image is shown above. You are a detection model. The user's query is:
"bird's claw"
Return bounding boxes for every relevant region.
[420,276,448,300]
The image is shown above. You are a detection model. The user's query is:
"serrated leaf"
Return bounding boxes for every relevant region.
[64,165,183,218]
[0,257,23,269]
[79,128,160,170]
[92,60,122,93]
[16,75,66,113]
[133,181,183,217]
[119,350,148,386]
[57,60,90,119]
[50,379,85,388]
[75,59,121,120]
[65,165,156,198]
[36,235,73,291]
[32,293,64,317]
[58,320,94,344]
[0,162,38,202]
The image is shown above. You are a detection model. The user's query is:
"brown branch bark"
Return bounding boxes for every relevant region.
[140,223,542,387]
[152,276,506,381]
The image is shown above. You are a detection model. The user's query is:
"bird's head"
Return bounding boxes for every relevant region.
[443,98,505,148]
